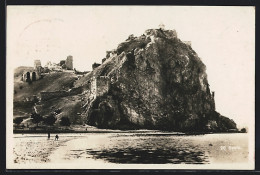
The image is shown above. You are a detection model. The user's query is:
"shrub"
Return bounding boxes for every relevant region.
[31,112,43,127]
[13,117,23,125]
[44,114,57,126]
[241,128,247,133]
[60,117,71,126]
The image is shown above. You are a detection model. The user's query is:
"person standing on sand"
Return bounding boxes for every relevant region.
[55,134,59,141]
[48,132,50,139]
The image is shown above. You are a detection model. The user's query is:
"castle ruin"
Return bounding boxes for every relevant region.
[21,60,42,82]
[34,60,41,69]
[22,70,41,82]
[65,56,73,70]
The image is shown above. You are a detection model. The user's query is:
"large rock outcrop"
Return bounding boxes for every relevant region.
[84,28,236,132]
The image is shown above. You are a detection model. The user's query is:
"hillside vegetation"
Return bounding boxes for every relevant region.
[14,71,78,101]
[13,71,79,120]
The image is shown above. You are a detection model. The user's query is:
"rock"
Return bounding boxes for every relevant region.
[84,28,237,132]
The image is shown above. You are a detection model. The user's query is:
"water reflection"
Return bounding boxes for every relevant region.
[86,147,208,164]
[85,134,209,164]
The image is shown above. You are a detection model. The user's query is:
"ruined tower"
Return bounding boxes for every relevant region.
[65,55,73,70]
[34,60,41,69]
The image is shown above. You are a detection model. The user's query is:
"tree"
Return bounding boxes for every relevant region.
[44,114,57,126]
[31,112,43,127]
[60,117,71,127]
[13,117,23,126]
[241,128,247,133]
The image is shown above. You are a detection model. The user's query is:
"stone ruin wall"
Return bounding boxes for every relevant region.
[65,56,73,70]
[40,91,68,101]
[34,60,41,69]
[90,77,97,98]
[40,87,83,101]
[90,76,110,98]
[22,71,41,82]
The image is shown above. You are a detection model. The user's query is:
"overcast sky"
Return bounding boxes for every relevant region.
[7,6,255,129]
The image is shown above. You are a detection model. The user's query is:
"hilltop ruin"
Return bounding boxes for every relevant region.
[13,28,237,133]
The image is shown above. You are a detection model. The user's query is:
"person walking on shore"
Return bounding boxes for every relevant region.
[48,132,50,139]
[55,134,59,141]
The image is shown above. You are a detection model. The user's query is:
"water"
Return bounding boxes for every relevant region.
[85,134,209,164]
[12,132,249,166]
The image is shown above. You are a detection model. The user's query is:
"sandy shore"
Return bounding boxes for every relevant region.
[13,134,75,164]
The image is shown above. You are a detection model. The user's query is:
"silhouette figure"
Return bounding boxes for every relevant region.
[48,132,50,139]
[55,134,59,141]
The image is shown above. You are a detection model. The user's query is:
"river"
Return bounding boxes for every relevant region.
[10,132,252,169]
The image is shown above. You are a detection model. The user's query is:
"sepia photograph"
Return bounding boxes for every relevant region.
[6,6,255,169]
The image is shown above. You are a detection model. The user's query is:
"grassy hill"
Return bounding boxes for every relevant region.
[13,70,81,122]
[14,93,87,125]
[14,71,78,101]
[38,94,85,125]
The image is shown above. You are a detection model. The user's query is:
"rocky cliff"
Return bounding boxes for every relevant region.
[82,28,236,132]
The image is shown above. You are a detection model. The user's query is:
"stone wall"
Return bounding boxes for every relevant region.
[69,86,83,96]
[34,60,41,69]
[22,71,41,82]
[14,101,35,108]
[40,91,67,101]
[90,76,110,98]
[40,87,83,101]
[90,77,97,98]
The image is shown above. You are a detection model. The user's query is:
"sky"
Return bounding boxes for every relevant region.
[7,6,255,129]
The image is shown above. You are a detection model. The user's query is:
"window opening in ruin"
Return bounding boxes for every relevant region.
[26,72,30,82]
[32,72,36,81]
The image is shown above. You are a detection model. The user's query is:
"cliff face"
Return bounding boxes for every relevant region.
[85,28,236,132]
